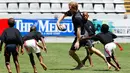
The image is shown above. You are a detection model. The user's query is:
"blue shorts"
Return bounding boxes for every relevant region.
[4,44,18,56]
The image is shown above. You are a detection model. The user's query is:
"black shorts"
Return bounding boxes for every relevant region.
[70,37,93,50]
[4,44,18,56]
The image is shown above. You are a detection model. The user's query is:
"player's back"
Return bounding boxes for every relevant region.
[97,32,117,45]
[23,31,42,42]
[1,28,22,45]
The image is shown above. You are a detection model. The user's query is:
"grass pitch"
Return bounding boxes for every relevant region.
[0,43,129,73]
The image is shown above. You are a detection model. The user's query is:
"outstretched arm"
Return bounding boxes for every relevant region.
[40,37,47,53]
[56,14,67,30]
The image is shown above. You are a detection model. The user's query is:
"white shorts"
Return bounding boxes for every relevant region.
[24,39,41,54]
[104,42,116,57]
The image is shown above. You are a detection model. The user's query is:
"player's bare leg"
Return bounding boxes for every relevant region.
[69,50,84,69]
[89,47,111,69]
[12,55,20,73]
[5,55,12,73]
[111,54,121,69]
[36,53,47,70]
[82,48,93,67]
[106,57,120,71]
[29,53,37,73]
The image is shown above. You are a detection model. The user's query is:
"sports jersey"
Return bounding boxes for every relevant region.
[92,31,117,45]
[65,10,85,35]
[83,20,96,36]
[1,27,23,45]
[23,31,44,42]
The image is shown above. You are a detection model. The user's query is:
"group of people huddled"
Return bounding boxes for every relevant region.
[0,1,121,73]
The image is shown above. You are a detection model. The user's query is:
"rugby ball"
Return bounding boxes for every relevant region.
[59,24,67,31]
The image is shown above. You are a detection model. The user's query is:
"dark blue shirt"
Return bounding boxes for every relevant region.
[1,27,23,45]
[23,31,44,42]
[65,10,85,35]
[92,31,117,45]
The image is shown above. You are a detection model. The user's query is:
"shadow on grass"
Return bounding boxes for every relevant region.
[49,68,88,71]
[49,68,72,70]
[93,69,112,71]
[22,72,29,73]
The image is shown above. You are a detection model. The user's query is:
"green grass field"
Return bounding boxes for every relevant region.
[0,43,130,73]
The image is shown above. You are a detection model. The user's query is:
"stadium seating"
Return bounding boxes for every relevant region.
[62,3,69,12]
[40,3,51,13]
[92,0,103,3]
[114,0,124,3]
[51,3,62,13]
[0,3,8,13]
[30,3,40,13]
[8,3,19,13]
[115,4,126,13]
[76,0,92,3]
[19,3,29,13]
[82,3,94,12]
[0,0,128,19]
[104,3,115,13]
[94,4,104,13]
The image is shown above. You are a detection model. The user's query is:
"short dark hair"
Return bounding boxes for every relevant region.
[8,18,15,27]
[101,24,109,33]
[30,26,36,32]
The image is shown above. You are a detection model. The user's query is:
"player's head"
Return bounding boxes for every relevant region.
[69,1,78,13]
[30,26,36,32]
[8,18,15,27]
[101,24,109,33]
[83,12,89,20]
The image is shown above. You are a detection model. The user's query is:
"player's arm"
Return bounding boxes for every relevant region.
[56,14,67,30]
[57,11,72,30]
[111,32,117,39]
[0,31,6,52]
[0,41,3,52]
[74,27,81,49]
[16,30,24,54]
[40,37,47,53]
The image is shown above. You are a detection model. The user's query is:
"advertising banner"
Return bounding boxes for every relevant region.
[0,18,130,37]
[15,19,74,36]
[0,19,9,35]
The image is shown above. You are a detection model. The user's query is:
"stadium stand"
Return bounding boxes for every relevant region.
[0,0,129,19]
[0,3,8,13]
[51,3,62,13]
[30,3,40,13]
[104,3,115,13]
[103,0,114,3]
[19,3,29,13]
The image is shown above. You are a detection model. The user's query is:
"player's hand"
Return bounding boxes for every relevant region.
[43,47,47,53]
[20,49,24,55]
[56,23,63,30]
[74,42,79,50]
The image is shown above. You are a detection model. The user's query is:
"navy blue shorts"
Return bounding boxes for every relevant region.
[70,37,93,50]
[4,44,18,56]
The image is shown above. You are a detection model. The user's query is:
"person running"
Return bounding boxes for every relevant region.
[56,1,111,70]
[0,18,24,73]
[23,26,47,73]
[81,12,95,67]
[83,24,121,71]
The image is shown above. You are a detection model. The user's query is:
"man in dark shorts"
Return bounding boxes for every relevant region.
[57,1,111,70]
[23,26,47,73]
[0,18,24,73]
